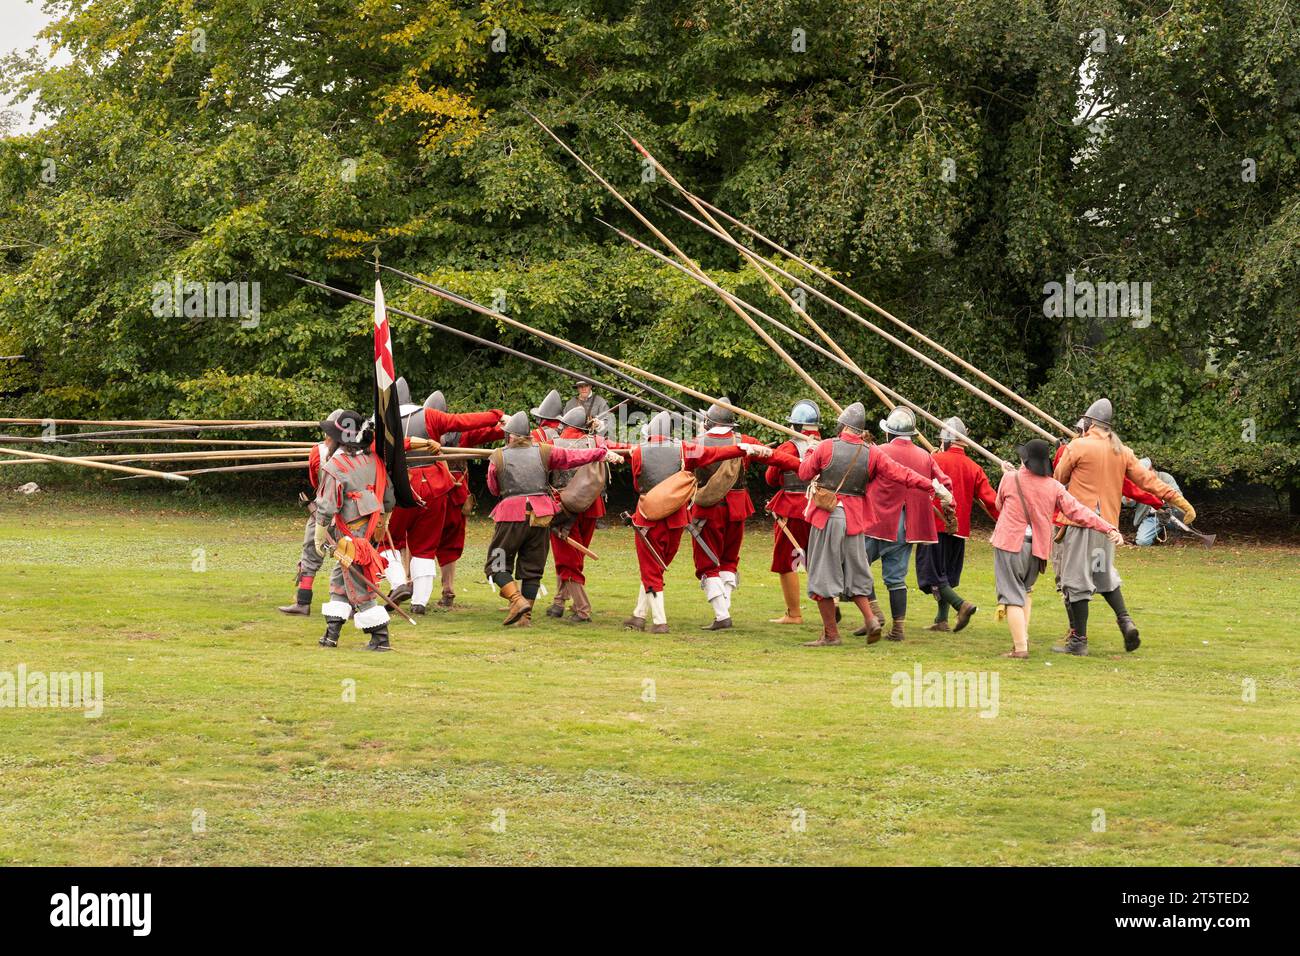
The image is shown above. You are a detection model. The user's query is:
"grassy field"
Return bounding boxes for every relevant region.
[0,489,1297,866]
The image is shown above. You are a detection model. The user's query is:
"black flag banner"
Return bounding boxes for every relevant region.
[372,277,419,508]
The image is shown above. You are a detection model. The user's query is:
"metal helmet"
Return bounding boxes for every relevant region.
[560,406,591,431]
[423,390,447,412]
[880,406,917,437]
[321,409,365,446]
[939,416,967,445]
[395,377,411,407]
[836,401,867,433]
[645,410,676,439]
[703,397,737,428]
[502,411,531,437]
[530,389,564,420]
[1081,397,1113,428]
[787,399,821,427]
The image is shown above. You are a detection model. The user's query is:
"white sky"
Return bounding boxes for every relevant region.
[2,0,64,133]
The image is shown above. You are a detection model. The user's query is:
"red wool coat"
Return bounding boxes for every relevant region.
[764,431,821,520]
[863,437,953,543]
[929,446,999,538]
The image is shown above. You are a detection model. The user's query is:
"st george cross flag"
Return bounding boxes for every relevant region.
[373,278,420,508]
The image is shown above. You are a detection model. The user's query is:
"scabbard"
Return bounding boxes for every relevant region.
[685,518,720,566]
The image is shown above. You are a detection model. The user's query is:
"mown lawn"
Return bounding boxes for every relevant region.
[0,489,1296,865]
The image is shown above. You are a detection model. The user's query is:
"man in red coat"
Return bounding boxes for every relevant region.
[688,398,788,630]
[915,416,1000,632]
[545,405,632,622]
[625,411,767,634]
[277,409,343,615]
[421,390,504,610]
[382,384,504,614]
[763,399,822,625]
[864,406,954,642]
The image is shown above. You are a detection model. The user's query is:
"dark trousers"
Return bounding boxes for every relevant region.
[485,519,551,586]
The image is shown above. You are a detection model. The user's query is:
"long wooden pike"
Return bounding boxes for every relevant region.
[680,193,1075,438]
[600,219,1010,467]
[295,272,804,439]
[378,263,694,416]
[664,200,1059,442]
[0,418,313,427]
[622,128,933,450]
[289,275,674,416]
[0,437,317,447]
[523,108,842,415]
[0,446,188,482]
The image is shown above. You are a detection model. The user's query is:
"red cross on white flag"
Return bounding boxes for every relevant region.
[373,278,395,391]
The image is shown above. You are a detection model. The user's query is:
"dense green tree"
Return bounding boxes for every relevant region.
[1,0,1296,495]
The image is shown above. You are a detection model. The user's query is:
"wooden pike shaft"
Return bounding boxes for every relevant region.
[667,201,1057,442]
[684,194,1074,438]
[0,418,314,427]
[524,109,841,415]
[602,221,1009,467]
[383,267,805,440]
[116,461,310,479]
[0,446,188,482]
[0,448,310,465]
[626,132,935,445]
[0,437,318,448]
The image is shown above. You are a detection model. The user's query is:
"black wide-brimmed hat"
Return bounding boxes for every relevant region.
[320,409,365,445]
[1017,438,1053,477]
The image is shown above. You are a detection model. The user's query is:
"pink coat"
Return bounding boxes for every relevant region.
[990,466,1116,560]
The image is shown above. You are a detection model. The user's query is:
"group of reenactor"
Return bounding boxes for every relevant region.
[277,382,1197,658]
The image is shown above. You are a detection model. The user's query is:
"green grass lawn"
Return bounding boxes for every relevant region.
[0,490,1296,865]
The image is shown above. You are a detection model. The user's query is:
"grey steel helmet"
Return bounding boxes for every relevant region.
[703,397,737,428]
[787,399,821,427]
[880,406,917,437]
[836,401,867,432]
[645,410,676,439]
[502,411,531,437]
[395,376,411,407]
[423,390,447,412]
[560,406,591,431]
[1081,397,1113,428]
[939,416,967,445]
[530,389,564,420]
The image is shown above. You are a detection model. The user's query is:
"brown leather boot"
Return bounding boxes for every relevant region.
[886,617,906,642]
[499,581,531,626]
[850,595,883,643]
[953,601,978,632]
[388,583,413,605]
[437,589,456,609]
[769,571,804,624]
[926,620,952,632]
[623,615,647,631]
[804,599,842,646]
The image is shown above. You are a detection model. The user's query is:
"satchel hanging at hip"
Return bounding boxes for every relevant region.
[810,442,864,512]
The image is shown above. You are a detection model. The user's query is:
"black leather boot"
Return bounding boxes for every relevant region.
[363,624,391,652]
[319,617,344,647]
[1117,615,1141,652]
[1051,630,1088,655]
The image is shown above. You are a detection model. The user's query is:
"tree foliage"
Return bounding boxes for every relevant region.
[1,0,1297,490]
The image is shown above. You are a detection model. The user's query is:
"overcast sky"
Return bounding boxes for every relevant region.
[2,0,62,133]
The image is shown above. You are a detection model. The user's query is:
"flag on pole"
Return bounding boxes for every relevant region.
[373,278,419,507]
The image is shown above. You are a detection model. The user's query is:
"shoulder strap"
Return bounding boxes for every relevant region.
[1013,472,1033,528]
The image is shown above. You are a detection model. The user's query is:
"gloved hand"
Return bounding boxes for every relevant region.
[1168,494,1197,525]
[593,418,608,435]
[313,522,330,557]
[603,450,624,465]
[409,437,442,453]
[932,477,954,502]
[1106,529,1125,547]
[740,442,771,458]
[1001,460,1016,474]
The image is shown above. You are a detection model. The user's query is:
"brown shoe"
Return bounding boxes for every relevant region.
[388,583,413,605]
[803,631,843,647]
[952,602,978,632]
[886,617,906,642]
[514,609,532,628]
[277,603,311,616]
[649,623,670,634]
[437,590,456,609]
[623,615,647,631]
[499,582,531,626]
[852,615,883,639]
[926,620,952,632]
[1001,649,1029,659]
[702,617,733,631]
[545,603,565,618]
[410,605,426,615]
[770,571,803,623]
